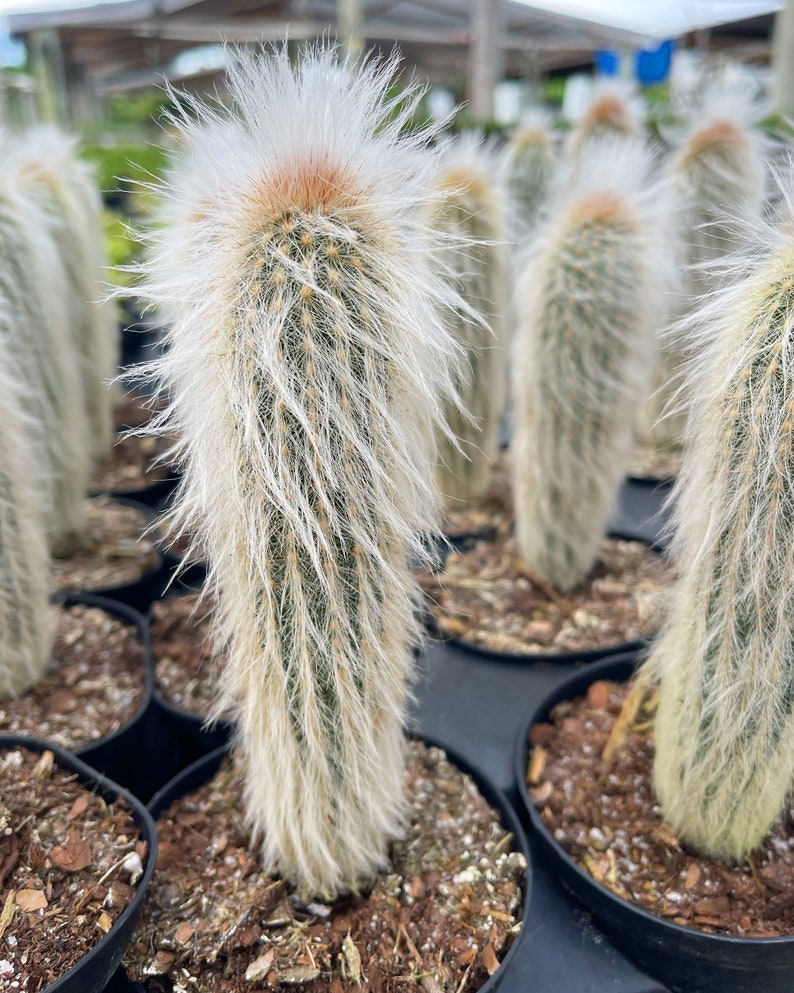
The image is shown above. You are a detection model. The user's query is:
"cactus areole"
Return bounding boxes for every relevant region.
[146,48,460,899]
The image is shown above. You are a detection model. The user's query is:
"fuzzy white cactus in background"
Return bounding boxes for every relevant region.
[425,137,507,505]
[139,45,463,898]
[565,79,645,167]
[0,295,52,697]
[502,113,556,244]
[0,137,90,556]
[644,186,794,861]
[512,140,660,592]
[641,98,767,454]
[17,126,119,458]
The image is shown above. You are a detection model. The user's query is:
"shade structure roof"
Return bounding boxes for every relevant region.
[8,0,659,93]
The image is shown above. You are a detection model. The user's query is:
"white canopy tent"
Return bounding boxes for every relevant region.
[5,0,782,121]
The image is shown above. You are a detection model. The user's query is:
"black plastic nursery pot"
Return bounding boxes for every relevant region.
[149,687,232,772]
[56,496,167,614]
[60,592,154,794]
[0,734,158,993]
[152,492,208,591]
[144,585,231,795]
[425,531,664,666]
[138,734,531,993]
[608,477,674,548]
[514,653,794,993]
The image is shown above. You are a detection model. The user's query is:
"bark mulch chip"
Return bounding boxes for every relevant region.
[125,740,526,993]
[0,746,148,992]
[50,496,160,595]
[528,678,794,938]
[150,591,220,717]
[0,604,147,750]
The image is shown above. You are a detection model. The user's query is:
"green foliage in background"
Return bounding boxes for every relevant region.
[80,142,168,196]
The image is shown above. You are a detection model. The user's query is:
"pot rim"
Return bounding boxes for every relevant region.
[427,532,666,665]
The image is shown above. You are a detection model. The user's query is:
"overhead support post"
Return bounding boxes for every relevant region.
[338,0,364,63]
[467,0,502,121]
[772,0,794,119]
[28,27,70,124]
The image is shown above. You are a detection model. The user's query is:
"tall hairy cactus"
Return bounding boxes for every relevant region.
[18,126,119,458]
[641,101,766,453]
[512,141,658,592]
[669,102,766,292]
[141,46,461,897]
[426,138,506,505]
[0,295,52,698]
[0,137,89,556]
[644,194,794,861]
[565,80,644,166]
[503,115,555,243]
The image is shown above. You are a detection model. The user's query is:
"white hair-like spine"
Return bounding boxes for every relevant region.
[644,179,794,860]
[138,45,463,897]
[512,140,662,592]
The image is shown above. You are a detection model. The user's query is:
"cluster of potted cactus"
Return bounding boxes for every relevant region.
[0,127,160,993]
[2,40,793,993]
